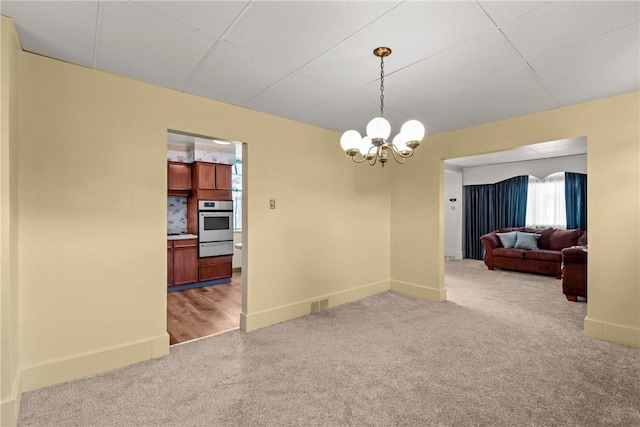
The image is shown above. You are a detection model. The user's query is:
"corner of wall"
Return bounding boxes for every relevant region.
[1,14,22,427]
[584,316,639,348]
[390,280,447,301]
[242,280,390,332]
[0,369,22,427]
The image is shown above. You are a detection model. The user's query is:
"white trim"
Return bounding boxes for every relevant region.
[20,334,169,393]
[0,368,22,427]
[241,280,389,332]
[584,316,640,348]
[390,280,447,301]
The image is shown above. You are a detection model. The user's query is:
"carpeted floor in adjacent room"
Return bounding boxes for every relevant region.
[18,259,640,426]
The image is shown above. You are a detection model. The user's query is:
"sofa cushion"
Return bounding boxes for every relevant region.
[514,232,541,250]
[497,227,522,233]
[548,229,580,251]
[493,248,526,259]
[523,249,562,263]
[496,231,517,248]
[523,227,553,249]
[577,229,588,246]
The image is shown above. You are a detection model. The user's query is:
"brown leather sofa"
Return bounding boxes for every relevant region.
[561,247,587,301]
[480,227,587,278]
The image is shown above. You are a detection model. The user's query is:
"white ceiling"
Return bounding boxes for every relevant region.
[445,136,587,168]
[1,1,638,164]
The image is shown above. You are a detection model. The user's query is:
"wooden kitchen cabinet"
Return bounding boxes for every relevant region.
[198,255,232,282]
[167,238,198,287]
[193,162,216,190]
[167,240,174,286]
[192,161,232,201]
[167,162,191,195]
[215,164,232,190]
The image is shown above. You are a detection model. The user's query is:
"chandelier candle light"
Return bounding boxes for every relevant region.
[340,47,425,167]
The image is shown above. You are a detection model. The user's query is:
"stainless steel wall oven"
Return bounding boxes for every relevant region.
[198,200,234,257]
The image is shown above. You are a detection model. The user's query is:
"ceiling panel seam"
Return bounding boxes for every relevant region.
[178,1,253,91]
[130,0,219,35]
[292,1,404,74]
[91,0,105,69]
[475,0,560,108]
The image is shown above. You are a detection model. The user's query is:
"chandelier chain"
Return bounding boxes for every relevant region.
[380,56,385,118]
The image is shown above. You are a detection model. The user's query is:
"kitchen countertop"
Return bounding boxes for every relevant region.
[167,234,198,240]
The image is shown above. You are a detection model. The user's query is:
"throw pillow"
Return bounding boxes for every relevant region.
[548,229,580,251]
[514,232,541,250]
[496,231,517,248]
[523,227,553,249]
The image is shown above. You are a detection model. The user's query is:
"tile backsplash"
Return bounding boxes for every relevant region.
[167,143,194,163]
[167,141,234,165]
[193,142,235,165]
[167,196,188,233]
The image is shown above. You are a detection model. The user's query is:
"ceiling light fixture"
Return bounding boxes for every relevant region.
[340,47,425,167]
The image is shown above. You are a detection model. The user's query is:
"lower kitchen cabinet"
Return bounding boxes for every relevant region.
[198,255,232,281]
[168,239,198,287]
[167,240,174,286]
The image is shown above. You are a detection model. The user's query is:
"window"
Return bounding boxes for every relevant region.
[525,172,566,229]
[232,157,242,230]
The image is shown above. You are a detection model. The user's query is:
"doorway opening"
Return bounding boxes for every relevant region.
[166,131,246,345]
[443,136,588,303]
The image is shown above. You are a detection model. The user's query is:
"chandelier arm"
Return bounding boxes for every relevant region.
[350,155,370,164]
[398,149,415,159]
[390,142,416,159]
[388,144,408,164]
[368,149,378,166]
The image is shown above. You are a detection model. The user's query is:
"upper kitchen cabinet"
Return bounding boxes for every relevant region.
[192,162,232,201]
[193,161,215,190]
[167,162,191,196]
[215,164,232,190]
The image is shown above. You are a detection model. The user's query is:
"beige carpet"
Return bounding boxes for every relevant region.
[18,260,640,426]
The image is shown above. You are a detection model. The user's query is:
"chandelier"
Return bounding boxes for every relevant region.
[340,47,425,167]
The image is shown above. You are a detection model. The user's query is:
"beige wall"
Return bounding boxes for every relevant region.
[0,16,22,427]
[391,91,640,348]
[15,42,390,394]
[2,14,639,426]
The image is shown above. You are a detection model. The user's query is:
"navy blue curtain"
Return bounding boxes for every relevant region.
[464,185,495,260]
[565,172,587,230]
[464,176,528,260]
[495,176,529,229]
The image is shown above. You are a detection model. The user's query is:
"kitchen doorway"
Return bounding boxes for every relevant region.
[167,271,242,345]
[166,132,245,345]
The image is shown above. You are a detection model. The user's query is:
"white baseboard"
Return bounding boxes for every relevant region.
[584,316,640,348]
[20,333,169,393]
[0,369,22,427]
[390,280,447,301]
[241,280,390,332]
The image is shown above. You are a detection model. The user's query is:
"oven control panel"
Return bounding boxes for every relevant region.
[198,200,233,211]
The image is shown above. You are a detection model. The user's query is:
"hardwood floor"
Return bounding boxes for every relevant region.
[167,271,241,345]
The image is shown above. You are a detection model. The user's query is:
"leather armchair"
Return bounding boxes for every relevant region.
[561,247,587,301]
